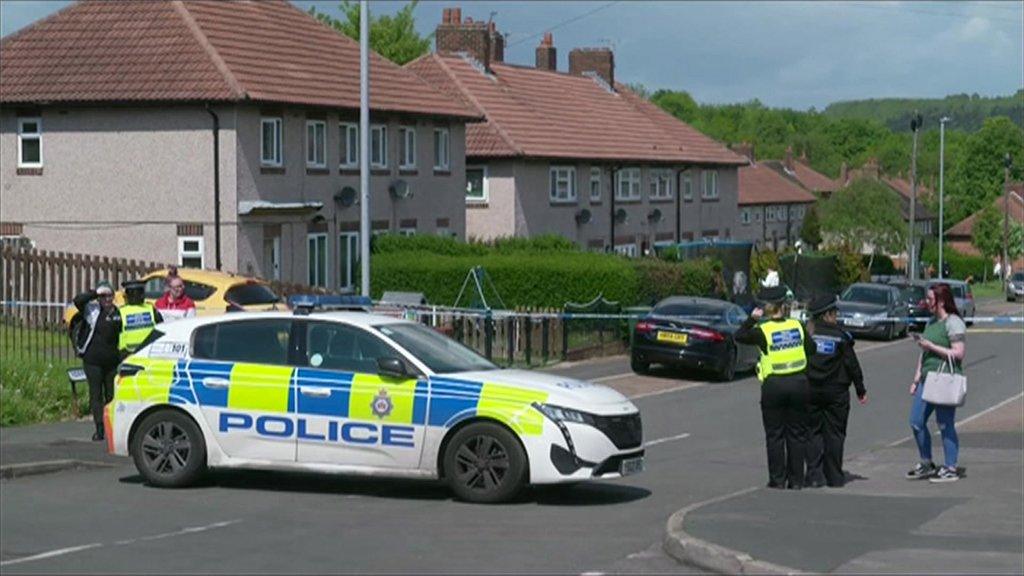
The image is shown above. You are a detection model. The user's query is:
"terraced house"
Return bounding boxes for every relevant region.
[407,9,746,256]
[0,0,477,290]
[731,144,818,250]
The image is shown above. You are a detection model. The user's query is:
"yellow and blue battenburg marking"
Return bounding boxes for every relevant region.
[117,359,550,437]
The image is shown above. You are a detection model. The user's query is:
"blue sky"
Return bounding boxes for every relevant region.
[2,0,1021,110]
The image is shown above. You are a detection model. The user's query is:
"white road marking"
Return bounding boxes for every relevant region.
[590,372,636,383]
[630,382,704,399]
[886,391,1024,447]
[0,543,103,567]
[644,432,691,448]
[1,520,242,567]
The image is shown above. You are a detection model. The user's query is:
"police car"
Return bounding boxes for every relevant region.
[105,310,644,503]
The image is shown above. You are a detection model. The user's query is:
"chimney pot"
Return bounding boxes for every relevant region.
[536,32,557,71]
[442,8,451,24]
[542,32,553,46]
[453,7,461,24]
[784,146,794,171]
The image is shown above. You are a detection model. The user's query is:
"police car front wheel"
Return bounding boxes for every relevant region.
[132,409,207,488]
[444,422,527,504]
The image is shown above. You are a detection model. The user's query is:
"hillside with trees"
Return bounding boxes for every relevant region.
[824,90,1024,133]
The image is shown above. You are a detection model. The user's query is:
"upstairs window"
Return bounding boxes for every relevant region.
[260,117,283,167]
[649,169,672,200]
[433,128,450,171]
[399,126,417,169]
[549,166,577,202]
[466,166,488,203]
[701,170,718,199]
[617,168,641,201]
[682,173,693,201]
[340,123,358,168]
[18,118,42,168]
[371,125,388,168]
[306,120,326,168]
[590,167,602,202]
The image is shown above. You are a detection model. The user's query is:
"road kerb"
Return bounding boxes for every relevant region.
[0,459,115,480]
[662,485,806,575]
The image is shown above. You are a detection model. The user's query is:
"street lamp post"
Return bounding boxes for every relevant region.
[938,116,950,279]
[908,112,922,280]
[359,0,370,297]
[1003,153,1013,282]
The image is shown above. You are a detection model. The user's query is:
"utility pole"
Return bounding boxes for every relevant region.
[908,112,922,280]
[1003,152,1012,282]
[938,116,949,279]
[359,0,371,297]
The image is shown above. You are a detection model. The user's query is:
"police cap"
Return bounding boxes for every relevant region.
[808,293,838,316]
[758,285,788,304]
[122,280,145,291]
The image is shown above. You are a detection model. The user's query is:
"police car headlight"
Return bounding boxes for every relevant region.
[533,403,594,425]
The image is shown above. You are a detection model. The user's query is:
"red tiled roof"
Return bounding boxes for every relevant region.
[883,176,933,201]
[406,53,746,164]
[946,188,1024,237]
[789,159,839,192]
[738,161,817,205]
[0,0,476,119]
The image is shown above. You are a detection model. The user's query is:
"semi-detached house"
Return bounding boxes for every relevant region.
[0,0,478,290]
[407,10,747,256]
[731,144,818,250]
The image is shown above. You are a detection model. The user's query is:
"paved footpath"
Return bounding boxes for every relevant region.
[668,396,1024,574]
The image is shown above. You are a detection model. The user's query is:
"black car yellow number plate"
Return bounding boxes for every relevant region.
[656,331,688,345]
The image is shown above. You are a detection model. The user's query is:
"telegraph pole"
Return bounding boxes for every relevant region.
[359,0,371,297]
[1003,153,1013,282]
[908,112,922,280]
[938,116,949,279]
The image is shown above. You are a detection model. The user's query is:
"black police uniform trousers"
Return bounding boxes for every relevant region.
[806,383,850,487]
[760,373,810,488]
[83,362,116,428]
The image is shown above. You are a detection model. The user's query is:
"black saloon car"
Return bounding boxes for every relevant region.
[630,297,759,381]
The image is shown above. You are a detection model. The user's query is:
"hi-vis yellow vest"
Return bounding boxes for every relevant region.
[119,304,156,353]
[756,319,807,382]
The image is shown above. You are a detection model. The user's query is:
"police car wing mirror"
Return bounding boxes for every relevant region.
[377,357,409,379]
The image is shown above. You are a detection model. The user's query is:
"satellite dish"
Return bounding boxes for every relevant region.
[614,208,628,225]
[389,180,412,200]
[334,186,357,208]
[647,208,662,223]
[575,209,592,225]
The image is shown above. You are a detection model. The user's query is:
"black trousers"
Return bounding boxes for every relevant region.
[760,375,810,488]
[83,362,116,428]
[806,384,851,487]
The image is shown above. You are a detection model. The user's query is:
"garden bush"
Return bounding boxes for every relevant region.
[921,241,991,281]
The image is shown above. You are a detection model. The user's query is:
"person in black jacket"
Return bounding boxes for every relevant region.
[804,294,867,488]
[735,286,818,489]
[73,281,122,441]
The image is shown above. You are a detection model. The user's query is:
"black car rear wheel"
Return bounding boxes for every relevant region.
[631,353,650,375]
[716,346,737,382]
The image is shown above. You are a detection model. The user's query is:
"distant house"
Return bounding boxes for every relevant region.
[406,9,747,255]
[842,159,937,237]
[731,144,817,250]
[0,0,478,290]
[945,183,1024,271]
[778,147,840,198]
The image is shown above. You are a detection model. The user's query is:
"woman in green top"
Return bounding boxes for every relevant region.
[906,283,967,483]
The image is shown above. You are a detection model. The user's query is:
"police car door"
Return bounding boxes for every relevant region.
[189,318,299,462]
[294,320,425,469]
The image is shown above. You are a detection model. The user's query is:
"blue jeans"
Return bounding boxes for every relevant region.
[909,379,959,468]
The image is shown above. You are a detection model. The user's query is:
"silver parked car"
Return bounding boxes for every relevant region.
[926,279,975,325]
[837,283,907,340]
[1007,272,1024,302]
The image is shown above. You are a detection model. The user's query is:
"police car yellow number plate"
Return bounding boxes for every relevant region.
[656,331,688,345]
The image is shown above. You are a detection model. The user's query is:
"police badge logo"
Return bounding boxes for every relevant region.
[371,388,393,418]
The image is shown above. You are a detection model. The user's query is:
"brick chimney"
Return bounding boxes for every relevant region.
[863,157,880,180]
[569,47,614,88]
[732,142,755,163]
[436,8,503,70]
[840,161,849,184]
[784,146,795,172]
[536,32,556,71]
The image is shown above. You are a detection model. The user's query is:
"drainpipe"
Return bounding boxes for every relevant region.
[675,168,683,244]
[609,166,620,252]
[206,104,222,271]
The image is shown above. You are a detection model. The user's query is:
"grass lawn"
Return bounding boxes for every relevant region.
[971,280,1007,300]
[1,325,85,426]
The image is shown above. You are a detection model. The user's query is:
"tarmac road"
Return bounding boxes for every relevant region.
[1,316,1021,574]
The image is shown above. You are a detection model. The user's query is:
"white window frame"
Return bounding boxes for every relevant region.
[260,117,283,167]
[701,169,719,199]
[370,124,388,169]
[649,169,673,200]
[754,208,762,222]
[178,236,204,269]
[338,232,359,290]
[766,206,777,222]
[436,227,452,237]
[264,235,281,281]
[399,227,416,237]
[740,207,752,225]
[433,127,450,171]
[682,173,693,201]
[466,165,488,203]
[617,168,642,201]
[307,233,328,288]
[17,117,42,168]
[340,123,358,168]
[549,166,577,203]
[614,243,638,258]
[399,126,417,170]
[306,120,326,168]
[589,167,602,202]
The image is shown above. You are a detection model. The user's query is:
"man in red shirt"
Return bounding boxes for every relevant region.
[155,275,196,321]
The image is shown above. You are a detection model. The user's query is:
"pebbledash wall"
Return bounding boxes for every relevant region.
[0,104,466,290]
[466,159,740,253]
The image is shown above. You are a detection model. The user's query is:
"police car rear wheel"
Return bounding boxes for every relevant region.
[444,423,526,504]
[132,410,206,488]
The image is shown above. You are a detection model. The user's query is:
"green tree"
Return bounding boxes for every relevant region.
[799,205,822,249]
[310,1,431,65]
[972,204,1024,280]
[651,89,699,124]
[819,178,905,268]
[946,117,1024,224]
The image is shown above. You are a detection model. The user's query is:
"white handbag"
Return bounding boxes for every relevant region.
[922,355,967,407]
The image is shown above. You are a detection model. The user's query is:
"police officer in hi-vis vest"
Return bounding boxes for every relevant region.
[118,280,162,356]
[735,285,817,489]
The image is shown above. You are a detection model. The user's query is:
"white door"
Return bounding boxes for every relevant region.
[263,236,281,281]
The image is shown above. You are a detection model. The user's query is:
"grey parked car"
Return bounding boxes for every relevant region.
[837,283,907,340]
[1007,272,1024,302]
[926,279,975,325]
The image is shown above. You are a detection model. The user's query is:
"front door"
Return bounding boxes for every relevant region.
[294,320,426,469]
[189,318,298,461]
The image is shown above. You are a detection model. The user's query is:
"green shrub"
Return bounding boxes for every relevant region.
[834,249,867,286]
[920,241,990,281]
[633,259,720,306]
[1,356,83,427]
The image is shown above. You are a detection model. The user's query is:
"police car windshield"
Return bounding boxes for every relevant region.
[374,323,497,374]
